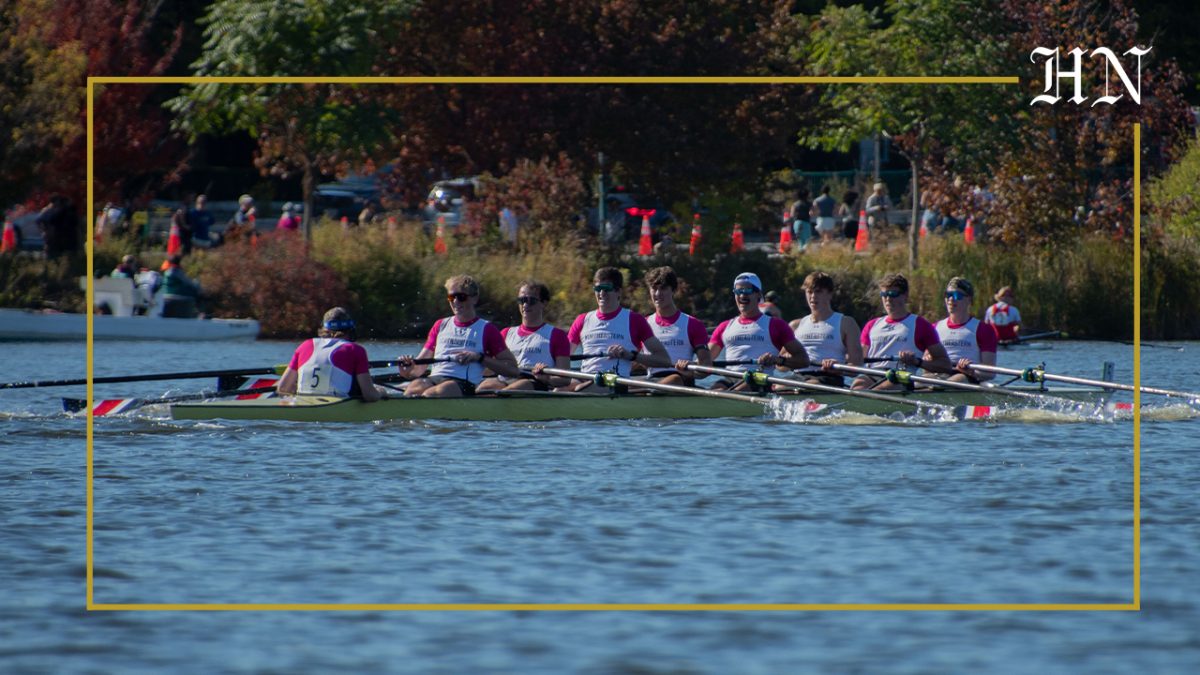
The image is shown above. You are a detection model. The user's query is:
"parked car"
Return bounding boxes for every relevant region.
[422,177,480,229]
[314,174,382,221]
[585,189,676,242]
[10,212,44,252]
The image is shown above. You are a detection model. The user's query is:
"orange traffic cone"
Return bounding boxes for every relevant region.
[730,222,745,254]
[1,218,16,253]
[778,224,793,253]
[963,216,976,244]
[919,219,929,239]
[434,216,448,255]
[688,214,702,256]
[340,216,350,229]
[166,220,182,255]
[637,216,653,256]
[854,210,869,252]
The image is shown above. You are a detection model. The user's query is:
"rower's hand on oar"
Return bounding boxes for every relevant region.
[955,358,975,374]
[396,355,416,377]
[674,358,693,372]
[756,353,781,368]
[452,351,482,365]
[898,350,921,368]
[607,344,632,361]
[820,358,840,372]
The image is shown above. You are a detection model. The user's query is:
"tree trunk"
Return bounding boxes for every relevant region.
[301,160,316,243]
[908,153,920,271]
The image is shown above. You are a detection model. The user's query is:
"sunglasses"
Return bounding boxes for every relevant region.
[517,296,541,305]
[447,292,474,302]
[593,284,616,293]
[879,289,904,298]
[732,288,757,296]
[945,290,970,301]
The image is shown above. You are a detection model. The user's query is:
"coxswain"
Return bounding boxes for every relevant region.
[640,266,712,386]
[477,280,572,392]
[554,266,670,392]
[708,272,808,391]
[276,307,386,401]
[789,271,863,386]
[852,273,952,390]
[758,290,783,319]
[984,286,1022,343]
[934,277,998,382]
[398,275,520,398]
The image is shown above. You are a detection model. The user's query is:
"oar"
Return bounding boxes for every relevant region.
[684,364,964,415]
[827,363,1051,403]
[541,367,775,406]
[2,366,291,390]
[968,364,1200,401]
[368,357,450,368]
[63,384,278,416]
[1009,330,1062,343]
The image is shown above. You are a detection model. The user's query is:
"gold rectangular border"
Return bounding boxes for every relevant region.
[85,76,1139,611]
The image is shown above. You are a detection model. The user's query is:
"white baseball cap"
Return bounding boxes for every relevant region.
[733,272,762,291]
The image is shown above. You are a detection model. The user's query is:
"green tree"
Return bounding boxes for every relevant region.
[797,0,1020,270]
[168,0,413,239]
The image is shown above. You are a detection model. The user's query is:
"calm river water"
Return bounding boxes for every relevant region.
[2,338,1198,673]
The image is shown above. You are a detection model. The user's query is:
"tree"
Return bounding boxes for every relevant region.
[168,0,413,239]
[797,0,1021,270]
[0,0,184,209]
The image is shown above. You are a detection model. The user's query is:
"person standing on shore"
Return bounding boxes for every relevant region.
[984,286,1022,343]
[789,271,863,386]
[934,277,997,382]
[812,186,839,245]
[276,307,387,402]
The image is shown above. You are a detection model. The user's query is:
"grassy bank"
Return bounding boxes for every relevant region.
[7,220,1197,340]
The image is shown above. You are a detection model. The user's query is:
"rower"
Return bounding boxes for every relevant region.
[556,266,670,392]
[276,307,386,402]
[477,280,572,392]
[853,273,953,390]
[789,271,863,386]
[397,275,520,398]
[640,266,712,387]
[933,277,997,383]
[708,272,808,392]
[984,285,1022,343]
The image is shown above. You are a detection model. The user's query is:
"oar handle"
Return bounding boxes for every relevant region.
[569,353,609,360]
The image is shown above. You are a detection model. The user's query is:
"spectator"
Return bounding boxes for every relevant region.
[171,201,192,254]
[111,254,138,279]
[841,189,860,240]
[790,190,813,249]
[36,195,80,259]
[187,194,216,248]
[812,185,838,244]
[277,202,301,232]
[358,202,378,228]
[160,254,201,318]
[865,182,891,231]
[224,194,257,243]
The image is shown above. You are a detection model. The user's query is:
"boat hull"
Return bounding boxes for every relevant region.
[0,308,259,341]
[170,386,1103,423]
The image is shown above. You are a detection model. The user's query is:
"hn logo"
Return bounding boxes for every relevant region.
[1030,46,1151,106]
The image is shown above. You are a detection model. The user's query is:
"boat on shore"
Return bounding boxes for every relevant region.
[170,385,1103,423]
[0,307,259,341]
[0,275,259,341]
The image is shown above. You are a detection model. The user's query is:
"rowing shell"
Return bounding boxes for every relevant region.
[169,386,1102,423]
